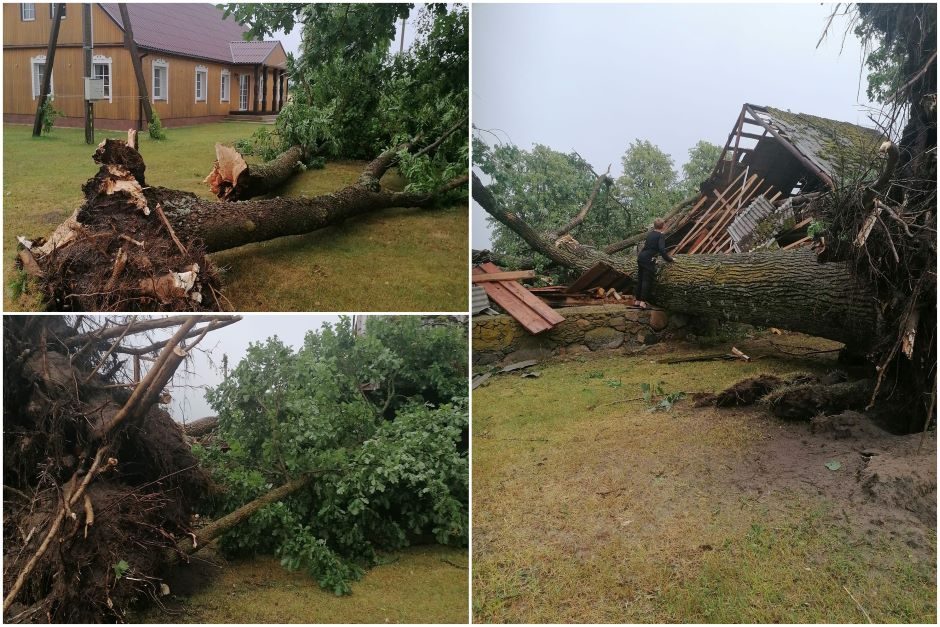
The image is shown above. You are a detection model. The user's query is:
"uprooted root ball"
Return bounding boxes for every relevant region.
[16,140,223,311]
[3,318,210,622]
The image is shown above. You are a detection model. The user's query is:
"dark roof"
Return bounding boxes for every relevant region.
[99,3,283,66]
[230,41,281,64]
[751,106,885,181]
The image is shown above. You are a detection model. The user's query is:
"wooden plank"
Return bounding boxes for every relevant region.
[706,180,776,253]
[471,270,536,283]
[688,174,760,254]
[475,275,553,334]
[782,236,812,250]
[479,263,564,324]
[473,264,563,334]
[674,169,748,252]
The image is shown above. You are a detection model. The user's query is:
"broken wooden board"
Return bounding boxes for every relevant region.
[473,262,564,334]
[566,261,632,294]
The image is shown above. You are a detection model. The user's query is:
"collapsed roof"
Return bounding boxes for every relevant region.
[666,103,885,254]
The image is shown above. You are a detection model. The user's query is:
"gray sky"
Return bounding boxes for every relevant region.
[166,315,340,423]
[471,3,877,249]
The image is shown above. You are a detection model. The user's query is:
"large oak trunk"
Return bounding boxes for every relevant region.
[472,173,880,349]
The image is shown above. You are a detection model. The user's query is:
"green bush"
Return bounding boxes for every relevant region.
[148,110,166,140]
[39,101,62,135]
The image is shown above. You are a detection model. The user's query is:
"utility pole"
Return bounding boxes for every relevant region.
[83,3,94,144]
[32,3,65,137]
[118,3,153,131]
[399,16,407,54]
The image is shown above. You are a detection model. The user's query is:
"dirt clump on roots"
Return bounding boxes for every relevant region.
[3,317,210,623]
[17,140,223,312]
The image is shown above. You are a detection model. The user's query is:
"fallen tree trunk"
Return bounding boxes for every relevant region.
[19,137,467,311]
[183,415,219,437]
[204,143,305,201]
[174,474,315,558]
[473,173,881,349]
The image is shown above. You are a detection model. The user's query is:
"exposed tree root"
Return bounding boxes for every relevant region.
[17,133,467,312]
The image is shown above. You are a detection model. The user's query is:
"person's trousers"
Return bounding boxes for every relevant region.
[635,263,656,302]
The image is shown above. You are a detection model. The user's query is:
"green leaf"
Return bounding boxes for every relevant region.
[825,461,842,471]
[113,560,130,580]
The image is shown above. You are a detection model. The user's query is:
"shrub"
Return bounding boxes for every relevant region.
[39,101,62,135]
[148,110,167,140]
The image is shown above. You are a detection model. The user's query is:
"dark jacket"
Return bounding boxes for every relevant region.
[637,230,674,268]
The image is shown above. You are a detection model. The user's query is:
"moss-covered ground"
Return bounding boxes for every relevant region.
[472,331,936,623]
[135,545,468,623]
[3,122,467,311]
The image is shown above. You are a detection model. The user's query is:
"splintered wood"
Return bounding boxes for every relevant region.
[473,262,564,334]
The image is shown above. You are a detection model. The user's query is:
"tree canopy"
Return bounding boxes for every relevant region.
[196,317,468,594]
[474,135,720,266]
[223,3,468,194]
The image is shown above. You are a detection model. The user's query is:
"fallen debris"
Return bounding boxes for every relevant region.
[473,262,564,334]
[500,360,538,373]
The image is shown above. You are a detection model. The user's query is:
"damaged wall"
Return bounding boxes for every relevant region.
[473,304,690,365]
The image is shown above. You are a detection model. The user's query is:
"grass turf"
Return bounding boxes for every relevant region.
[3,122,467,311]
[472,334,936,623]
[135,545,468,623]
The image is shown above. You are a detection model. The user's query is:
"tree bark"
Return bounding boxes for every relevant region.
[473,172,881,349]
[157,176,466,253]
[173,474,315,558]
[204,144,305,201]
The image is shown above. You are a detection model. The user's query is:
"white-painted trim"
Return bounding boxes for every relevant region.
[92,55,113,103]
[152,58,168,102]
[21,3,35,21]
[194,65,208,103]
[220,69,230,103]
[30,54,53,100]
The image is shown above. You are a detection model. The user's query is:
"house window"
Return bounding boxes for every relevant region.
[220,70,230,103]
[48,4,65,19]
[31,56,53,99]
[195,66,207,102]
[21,3,35,21]
[152,59,168,101]
[93,55,112,102]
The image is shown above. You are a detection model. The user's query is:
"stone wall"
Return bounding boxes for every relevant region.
[472,304,688,365]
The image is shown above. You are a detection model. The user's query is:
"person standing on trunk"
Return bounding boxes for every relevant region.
[635,217,674,309]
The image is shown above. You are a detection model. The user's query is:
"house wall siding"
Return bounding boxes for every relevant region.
[4,46,248,122]
[3,3,124,47]
[3,3,272,123]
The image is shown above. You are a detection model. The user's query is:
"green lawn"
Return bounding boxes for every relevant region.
[3,122,468,311]
[134,545,468,623]
[472,332,937,623]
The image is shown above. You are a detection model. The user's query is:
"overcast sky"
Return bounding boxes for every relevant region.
[165,315,340,423]
[471,3,878,249]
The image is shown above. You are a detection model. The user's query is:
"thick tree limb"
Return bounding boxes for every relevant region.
[549,165,611,239]
[173,474,316,557]
[603,195,699,254]
[204,144,306,201]
[183,415,219,437]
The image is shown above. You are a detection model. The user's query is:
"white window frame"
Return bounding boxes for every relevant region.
[238,73,249,111]
[194,65,208,103]
[30,55,53,100]
[48,3,65,19]
[21,3,35,21]
[152,58,168,102]
[92,55,113,103]
[220,69,230,103]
